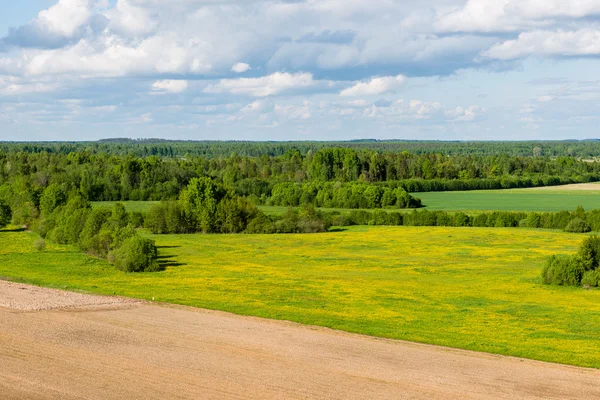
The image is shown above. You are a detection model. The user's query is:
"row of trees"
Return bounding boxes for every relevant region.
[542,236,600,287]
[269,182,421,209]
[144,178,330,235]
[5,139,600,158]
[1,147,599,210]
[322,206,600,232]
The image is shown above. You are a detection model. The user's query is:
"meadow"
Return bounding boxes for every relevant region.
[416,187,600,212]
[1,226,599,368]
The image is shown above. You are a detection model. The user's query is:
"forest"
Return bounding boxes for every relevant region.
[4,138,600,158]
[1,146,598,207]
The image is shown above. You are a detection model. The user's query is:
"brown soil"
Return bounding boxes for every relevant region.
[526,183,600,191]
[1,281,598,399]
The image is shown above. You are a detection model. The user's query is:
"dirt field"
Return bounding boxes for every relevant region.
[527,182,600,191]
[1,281,598,400]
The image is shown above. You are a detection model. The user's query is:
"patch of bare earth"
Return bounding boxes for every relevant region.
[1,281,598,400]
[527,183,600,191]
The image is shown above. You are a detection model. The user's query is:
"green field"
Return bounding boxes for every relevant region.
[1,226,599,368]
[416,189,600,212]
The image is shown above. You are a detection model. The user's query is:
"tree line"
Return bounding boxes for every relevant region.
[319,206,600,233]
[1,147,599,213]
[4,139,600,158]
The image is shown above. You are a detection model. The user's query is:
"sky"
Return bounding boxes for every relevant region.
[1,0,600,141]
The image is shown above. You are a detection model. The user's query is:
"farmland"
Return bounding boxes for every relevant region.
[2,226,599,368]
[416,187,600,212]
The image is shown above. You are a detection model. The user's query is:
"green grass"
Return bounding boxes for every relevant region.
[415,189,600,212]
[1,226,599,368]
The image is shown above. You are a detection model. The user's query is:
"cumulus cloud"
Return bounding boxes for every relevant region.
[483,29,600,60]
[437,0,600,33]
[340,75,406,97]
[2,0,100,48]
[231,62,251,73]
[1,0,599,140]
[446,105,486,122]
[0,76,60,95]
[274,102,312,120]
[152,79,188,93]
[204,72,314,97]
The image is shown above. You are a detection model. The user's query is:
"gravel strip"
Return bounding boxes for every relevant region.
[0,280,139,311]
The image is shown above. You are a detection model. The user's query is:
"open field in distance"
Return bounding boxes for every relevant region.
[1,226,599,368]
[415,189,600,212]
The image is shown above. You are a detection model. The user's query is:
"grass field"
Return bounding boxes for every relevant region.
[415,189,600,212]
[1,226,599,368]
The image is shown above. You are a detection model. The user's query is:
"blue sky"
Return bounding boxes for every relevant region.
[1,0,600,141]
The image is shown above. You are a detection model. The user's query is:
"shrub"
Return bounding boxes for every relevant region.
[34,239,46,252]
[577,235,600,271]
[564,218,591,233]
[542,255,585,286]
[113,235,159,273]
[245,214,275,234]
[581,270,600,288]
[330,214,353,226]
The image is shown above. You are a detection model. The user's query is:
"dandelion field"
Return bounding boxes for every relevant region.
[1,226,599,368]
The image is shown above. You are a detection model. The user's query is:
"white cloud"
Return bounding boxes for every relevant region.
[152,79,189,93]
[38,0,95,37]
[447,105,485,122]
[0,76,60,95]
[484,29,600,60]
[437,0,600,33]
[537,95,555,103]
[204,72,314,97]
[274,102,312,120]
[242,100,268,113]
[104,0,159,37]
[340,75,406,97]
[231,62,251,73]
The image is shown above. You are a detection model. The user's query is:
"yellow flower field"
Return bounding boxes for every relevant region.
[1,226,599,368]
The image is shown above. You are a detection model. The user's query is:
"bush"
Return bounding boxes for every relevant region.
[245,214,275,234]
[581,270,600,288]
[542,255,585,286]
[113,235,159,273]
[577,235,600,270]
[564,218,591,233]
[34,239,46,252]
[331,214,354,227]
